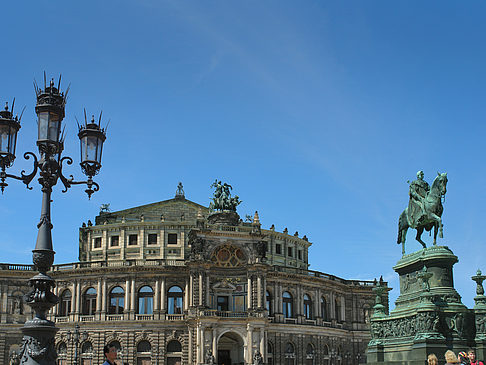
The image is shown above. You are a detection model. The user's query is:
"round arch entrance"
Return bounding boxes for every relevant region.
[217,331,244,365]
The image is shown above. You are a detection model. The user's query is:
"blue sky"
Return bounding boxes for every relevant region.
[1,1,485,309]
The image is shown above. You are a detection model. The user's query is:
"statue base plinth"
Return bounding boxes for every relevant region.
[207,211,240,226]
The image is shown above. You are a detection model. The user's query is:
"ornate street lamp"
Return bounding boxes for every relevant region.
[1,75,107,365]
[66,324,88,365]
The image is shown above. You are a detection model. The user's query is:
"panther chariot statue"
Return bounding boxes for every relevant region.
[397,171,448,255]
[207,180,242,225]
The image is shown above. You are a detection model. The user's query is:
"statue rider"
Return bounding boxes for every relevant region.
[408,170,430,227]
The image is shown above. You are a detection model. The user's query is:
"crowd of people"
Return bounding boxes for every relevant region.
[427,349,484,365]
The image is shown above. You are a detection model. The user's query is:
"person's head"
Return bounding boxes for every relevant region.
[428,353,439,365]
[445,350,459,363]
[417,170,425,180]
[104,344,117,363]
[468,349,476,362]
[458,351,469,364]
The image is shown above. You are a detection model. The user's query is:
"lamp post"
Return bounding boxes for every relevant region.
[66,324,88,365]
[1,75,107,365]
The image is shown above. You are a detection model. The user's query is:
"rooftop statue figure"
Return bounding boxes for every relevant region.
[397,171,448,254]
[209,179,241,212]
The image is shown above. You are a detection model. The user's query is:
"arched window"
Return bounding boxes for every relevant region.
[57,342,67,365]
[265,291,272,315]
[323,345,330,365]
[167,340,182,352]
[285,342,295,365]
[306,343,315,365]
[167,286,183,314]
[138,286,154,315]
[59,290,72,317]
[109,287,125,314]
[321,297,328,321]
[267,341,273,365]
[82,288,97,315]
[282,291,293,318]
[80,341,93,365]
[303,294,312,319]
[137,340,151,352]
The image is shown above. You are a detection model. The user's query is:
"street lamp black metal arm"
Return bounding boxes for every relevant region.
[0,75,107,365]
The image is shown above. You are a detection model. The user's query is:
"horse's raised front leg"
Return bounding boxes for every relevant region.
[416,227,426,248]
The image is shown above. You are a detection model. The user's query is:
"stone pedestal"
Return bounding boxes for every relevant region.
[367,246,472,365]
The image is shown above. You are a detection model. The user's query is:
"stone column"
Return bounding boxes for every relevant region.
[96,278,102,319]
[120,228,126,260]
[125,279,130,318]
[199,273,203,306]
[75,281,81,321]
[188,327,193,364]
[159,227,165,259]
[247,276,252,310]
[212,329,217,363]
[206,274,210,308]
[196,324,200,364]
[102,229,108,261]
[70,281,76,321]
[161,278,166,314]
[189,274,194,307]
[247,323,253,363]
[130,278,136,317]
[260,327,265,359]
[184,279,189,311]
[154,278,160,317]
[257,276,262,308]
[102,278,107,320]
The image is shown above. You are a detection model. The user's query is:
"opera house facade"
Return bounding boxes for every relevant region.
[0,187,382,365]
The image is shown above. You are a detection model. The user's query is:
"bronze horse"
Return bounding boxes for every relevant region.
[397,172,448,255]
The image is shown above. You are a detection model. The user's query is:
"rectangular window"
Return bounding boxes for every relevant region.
[298,250,302,260]
[94,237,102,249]
[217,296,229,311]
[110,236,119,247]
[128,234,138,245]
[276,244,282,255]
[147,234,157,245]
[287,247,293,257]
[168,233,178,245]
[168,249,179,256]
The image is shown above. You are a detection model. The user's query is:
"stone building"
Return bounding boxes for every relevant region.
[0,187,381,365]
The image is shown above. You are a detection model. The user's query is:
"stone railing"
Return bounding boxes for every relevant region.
[106,314,123,321]
[135,314,153,321]
[165,314,185,321]
[0,263,34,271]
[80,315,95,322]
[202,310,248,318]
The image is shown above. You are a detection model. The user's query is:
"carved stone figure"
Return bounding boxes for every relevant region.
[255,241,267,259]
[209,180,242,212]
[9,351,20,365]
[188,231,206,260]
[205,349,215,365]
[397,172,448,252]
[253,350,264,365]
[409,171,430,227]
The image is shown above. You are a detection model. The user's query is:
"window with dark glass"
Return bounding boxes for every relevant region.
[283,291,293,318]
[109,286,124,314]
[137,286,154,314]
[128,234,138,245]
[167,286,183,314]
[306,343,315,365]
[298,250,302,260]
[94,237,101,248]
[110,235,119,247]
[167,340,182,352]
[287,247,293,257]
[304,294,312,319]
[267,342,274,365]
[80,341,93,365]
[217,296,229,311]
[276,244,282,255]
[321,297,328,321]
[266,291,272,315]
[82,287,97,315]
[335,298,341,321]
[59,289,72,316]
[147,234,157,245]
[285,342,295,365]
[168,233,177,244]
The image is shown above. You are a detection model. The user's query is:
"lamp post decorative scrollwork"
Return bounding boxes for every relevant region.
[1,75,107,365]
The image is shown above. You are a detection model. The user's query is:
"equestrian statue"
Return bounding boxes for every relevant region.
[397,171,448,255]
